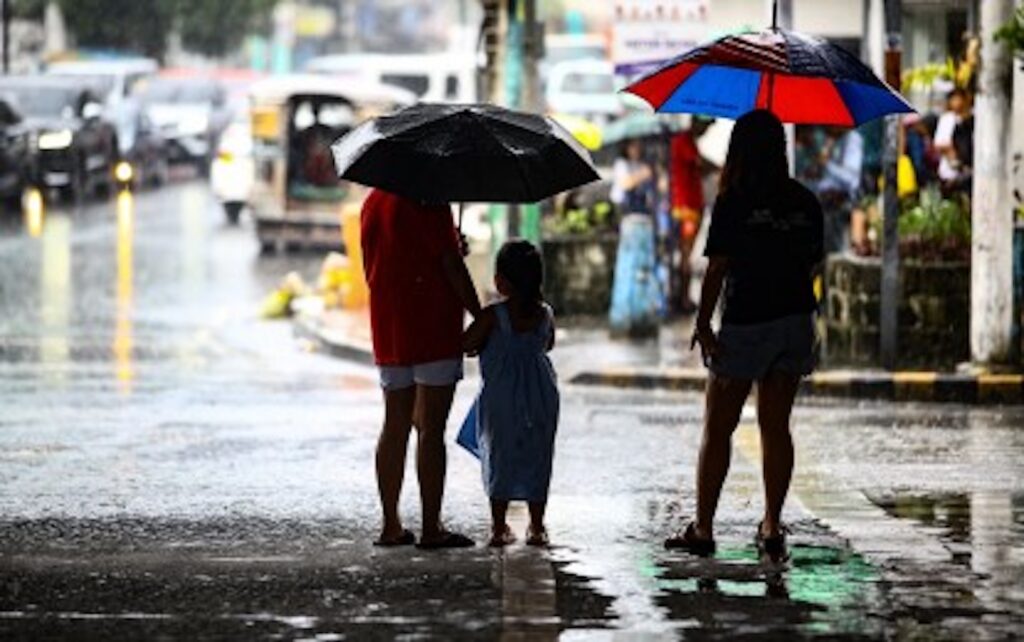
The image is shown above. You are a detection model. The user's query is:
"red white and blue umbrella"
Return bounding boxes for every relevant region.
[622,26,913,127]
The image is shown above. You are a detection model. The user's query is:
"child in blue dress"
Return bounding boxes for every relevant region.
[463,240,560,547]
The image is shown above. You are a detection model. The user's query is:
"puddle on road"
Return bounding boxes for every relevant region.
[552,561,616,631]
[867,491,1024,612]
[651,544,884,640]
[545,527,885,639]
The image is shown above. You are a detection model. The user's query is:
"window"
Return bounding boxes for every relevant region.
[445,74,460,100]
[381,73,430,97]
[561,72,615,95]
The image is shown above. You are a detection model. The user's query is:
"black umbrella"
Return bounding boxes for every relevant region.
[331,103,600,207]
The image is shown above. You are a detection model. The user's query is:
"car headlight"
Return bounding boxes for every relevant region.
[38,129,74,150]
[115,161,134,183]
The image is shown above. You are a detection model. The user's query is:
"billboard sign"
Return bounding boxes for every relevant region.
[612,1,710,76]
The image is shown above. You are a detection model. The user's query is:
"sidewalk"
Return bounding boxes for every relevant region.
[294,307,1024,405]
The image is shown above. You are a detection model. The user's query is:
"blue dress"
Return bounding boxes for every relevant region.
[462,302,559,502]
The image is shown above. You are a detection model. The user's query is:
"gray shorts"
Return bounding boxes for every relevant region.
[378,358,463,391]
[709,314,818,380]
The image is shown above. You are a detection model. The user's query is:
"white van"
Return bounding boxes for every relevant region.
[545,59,624,124]
[46,58,159,110]
[304,53,477,104]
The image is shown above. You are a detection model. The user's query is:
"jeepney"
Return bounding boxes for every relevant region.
[247,75,414,252]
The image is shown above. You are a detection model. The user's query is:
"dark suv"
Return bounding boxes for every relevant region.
[0,96,32,209]
[0,77,119,201]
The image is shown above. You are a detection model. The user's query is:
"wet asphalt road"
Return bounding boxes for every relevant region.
[1,182,1023,640]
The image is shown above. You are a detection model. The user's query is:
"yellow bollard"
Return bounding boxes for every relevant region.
[340,203,369,309]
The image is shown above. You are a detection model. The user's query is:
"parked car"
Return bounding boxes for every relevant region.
[46,58,158,112]
[0,95,32,209]
[112,99,169,190]
[138,77,232,172]
[210,119,254,224]
[0,77,119,201]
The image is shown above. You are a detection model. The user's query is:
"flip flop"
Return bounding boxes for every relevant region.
[488,525,516,548]
[755,522,789,563]
[525,527,549,548]
[416,531,475,550]
[664,522,716,556]
[373,529,416,547]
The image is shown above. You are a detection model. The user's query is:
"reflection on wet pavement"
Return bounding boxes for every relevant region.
[2,183,1024,639]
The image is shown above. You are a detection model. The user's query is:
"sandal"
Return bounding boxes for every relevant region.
[664,522,716,556]
[373,529,416,547]
[416,530,475,550]
[525,526,549,547]
[755,522,789,563]
[489,525,517,548]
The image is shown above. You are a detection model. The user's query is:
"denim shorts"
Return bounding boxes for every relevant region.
[378,358,463,391]
[709,314,818,380]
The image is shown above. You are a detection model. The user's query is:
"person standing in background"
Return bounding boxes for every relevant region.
[611,140,655,217]
[670,118,712,314]
[934,88,973,197]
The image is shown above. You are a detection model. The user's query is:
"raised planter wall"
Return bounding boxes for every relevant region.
[542,234,618,316]
[825,254,970,369]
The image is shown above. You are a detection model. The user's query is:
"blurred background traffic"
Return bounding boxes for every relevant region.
[0,0,1022,369]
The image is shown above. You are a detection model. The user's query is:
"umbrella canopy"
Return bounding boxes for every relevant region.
[331,103,600,204]
[623,27,914,126]
[601,112,691,146]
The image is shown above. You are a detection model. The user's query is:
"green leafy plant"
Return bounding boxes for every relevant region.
[995,6,1024,59]
[546,200,616,236]
[898,188,971,262]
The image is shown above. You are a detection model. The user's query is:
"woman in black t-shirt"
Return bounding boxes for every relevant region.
[664,110,824,562]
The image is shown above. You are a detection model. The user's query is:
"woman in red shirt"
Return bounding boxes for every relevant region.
[361,189,481,549]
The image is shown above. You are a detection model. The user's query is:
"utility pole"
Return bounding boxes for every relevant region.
[971,0,1015,365]
[479,0,505,105]
[2,0,10,74]
[521,0,541,113]
[879,0,901,370]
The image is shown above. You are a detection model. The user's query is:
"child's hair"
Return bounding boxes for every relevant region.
[496,239,543,304]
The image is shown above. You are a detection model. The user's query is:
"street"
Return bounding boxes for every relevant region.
[1,181,1023,640]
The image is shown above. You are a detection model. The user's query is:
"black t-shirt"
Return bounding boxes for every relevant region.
[705,179,824,325]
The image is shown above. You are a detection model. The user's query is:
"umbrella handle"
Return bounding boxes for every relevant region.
[771,0,778,30]
[458,202,464,231]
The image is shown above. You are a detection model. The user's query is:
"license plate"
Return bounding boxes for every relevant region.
[45,172,71,186]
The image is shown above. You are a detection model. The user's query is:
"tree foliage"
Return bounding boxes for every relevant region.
[994,6,1024,58]
[174,0,277,58]
[58,0,176,59]
[13,0,277,60]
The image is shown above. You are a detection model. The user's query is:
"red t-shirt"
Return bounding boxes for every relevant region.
[670,132,704,212]
[361,189,464,366]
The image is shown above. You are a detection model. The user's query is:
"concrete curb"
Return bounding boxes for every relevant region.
[293,314,375,366]
[570,367,1024,405]
[294,315,1024,405]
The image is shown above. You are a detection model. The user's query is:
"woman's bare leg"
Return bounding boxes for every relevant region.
[695,374,753,540]
[756,372,800,537]
[377,386,416,541]
[413,384,455,542]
